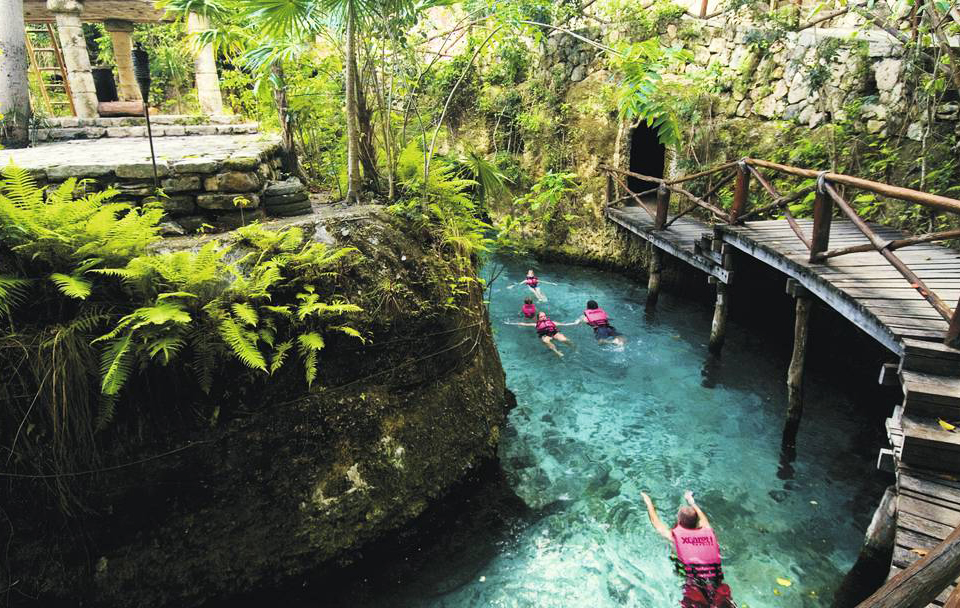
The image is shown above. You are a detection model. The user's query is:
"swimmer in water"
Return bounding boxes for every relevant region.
[505,311,574,357]
[568,299,626,347]
[507,269,554,301]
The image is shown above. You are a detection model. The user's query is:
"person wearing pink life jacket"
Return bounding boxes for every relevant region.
[507,269,554,302]
[569,299,626,347]
[520,298,537,319]
[641,491,736,608]
[505,311,574,357]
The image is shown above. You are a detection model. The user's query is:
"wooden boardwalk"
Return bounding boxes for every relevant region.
[606,205,960,605]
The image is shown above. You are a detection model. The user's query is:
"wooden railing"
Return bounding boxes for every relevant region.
[600,158,960,349]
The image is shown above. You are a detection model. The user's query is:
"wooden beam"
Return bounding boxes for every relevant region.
[655,183,670,230]
[948,295,960,350]
[817,229,960,260]
[854,521,960,607]
[708,282,729,354]
[646,244,663,310]
[809,177,834,262]
[730,161,750,224]
[783,294,812,447]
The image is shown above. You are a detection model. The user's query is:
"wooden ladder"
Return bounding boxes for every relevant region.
[24,23,75,117]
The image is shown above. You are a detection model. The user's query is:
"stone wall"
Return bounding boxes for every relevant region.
[0,134,310,234]
[541,10,958,142]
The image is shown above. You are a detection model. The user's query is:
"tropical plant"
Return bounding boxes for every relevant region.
[610,39,693,148]
[0,166,361,489]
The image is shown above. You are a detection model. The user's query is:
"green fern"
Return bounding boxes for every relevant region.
[218,317,267,371]
[99,332,134,396]
[50,273,93,300]
[231,302,259,326]
[0,276,31,319]
[297,331,325,387]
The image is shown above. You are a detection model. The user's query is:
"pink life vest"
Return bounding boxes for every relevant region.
[583,307,610,328]
[536,318,557,336]
[522,303,537,318]
[672,525,723,582]
[525,275,539,288]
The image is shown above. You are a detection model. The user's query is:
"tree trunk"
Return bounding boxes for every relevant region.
[353,53,379,193]
[271,62,303,179]
[0,0,31,148]
[344,6,361,203]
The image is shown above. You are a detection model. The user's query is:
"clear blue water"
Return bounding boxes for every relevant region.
[284,257,887,608]
[400,257,883,608]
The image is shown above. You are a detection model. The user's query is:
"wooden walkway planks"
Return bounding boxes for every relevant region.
[605,207,731,283]
[604,208,960,355]
[717,218,960,355]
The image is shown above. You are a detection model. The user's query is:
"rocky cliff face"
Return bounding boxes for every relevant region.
[7,207,509,607]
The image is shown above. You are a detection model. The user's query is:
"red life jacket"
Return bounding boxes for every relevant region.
[525,275,539,287]
[522,303,537,318]
[672,525,723,583]
[583,307,610,328]
[536,318,557,335]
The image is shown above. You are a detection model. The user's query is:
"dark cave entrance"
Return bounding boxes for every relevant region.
[626,122,666,197]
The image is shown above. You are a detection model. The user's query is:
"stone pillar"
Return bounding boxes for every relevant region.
[103,19,140,102]
[187,13,223,116]
[47,0,98,118]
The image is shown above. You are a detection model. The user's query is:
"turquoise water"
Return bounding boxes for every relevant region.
[279,257,886,608]
[407,257,882,607]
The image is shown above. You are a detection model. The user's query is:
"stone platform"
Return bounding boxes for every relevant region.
[34,114,259,143]
[0,133,310,233]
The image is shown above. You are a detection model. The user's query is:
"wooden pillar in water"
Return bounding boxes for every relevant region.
[708,280,728,354]
[646,244,663,310]
[783,278,812,447]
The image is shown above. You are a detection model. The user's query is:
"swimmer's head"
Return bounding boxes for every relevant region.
[537,311,547,320]
[526,269,535,276]
[524,298,533,305]
[586,300,599,309]
[677,506,700,529]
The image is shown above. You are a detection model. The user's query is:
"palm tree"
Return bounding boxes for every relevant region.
[0,0,31,148]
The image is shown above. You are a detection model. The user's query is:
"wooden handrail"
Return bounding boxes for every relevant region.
[823,182,955,324]
[600,155,960,348]
[745,158,960,214]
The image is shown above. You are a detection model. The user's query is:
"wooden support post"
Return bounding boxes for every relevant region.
[730,160,750,224]
[708,280,728,354]
[605,173,614,205]
[809,175,834,262]
[947,295,960,349]
[655,183,670,229]
[700,0,708,18]
[783,279,812,448]
[646,244,663,310]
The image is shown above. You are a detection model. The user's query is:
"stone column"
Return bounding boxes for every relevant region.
[47,0,98,118]
[103,19,141,102]
[187,13,223,116]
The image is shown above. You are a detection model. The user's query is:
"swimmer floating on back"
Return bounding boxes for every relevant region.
[568,300,626,347]
[505,311,574,358]
[507,269,554,302]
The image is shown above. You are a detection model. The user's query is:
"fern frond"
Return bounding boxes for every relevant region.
[330,325,364,342]
[218,317,266,370]
[49,272,93,300]
[0,275,31,318]
[269,340,292,374]
[99,332,134,396]
[231,302,259,326]
[147,334,186,365]
[189,328,217,394]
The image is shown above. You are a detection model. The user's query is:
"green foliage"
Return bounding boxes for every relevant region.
[504,171,580,245]
[611,39,693,148]
[391,141,494,262]
[0,166,362,434]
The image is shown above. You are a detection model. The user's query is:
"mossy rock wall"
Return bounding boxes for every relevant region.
[8,210,510,608]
